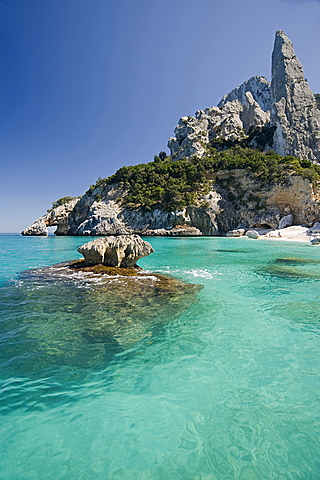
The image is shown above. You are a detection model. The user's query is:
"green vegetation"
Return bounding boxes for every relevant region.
[153,151,168,163]
[47,196,79,212]
[91,147,320,212]
[202,147,320,185]
[101,154,205,211]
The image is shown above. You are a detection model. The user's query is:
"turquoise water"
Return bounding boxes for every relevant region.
[1,234,320,479]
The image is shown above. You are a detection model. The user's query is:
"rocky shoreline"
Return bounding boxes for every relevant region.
[226,223,320,243]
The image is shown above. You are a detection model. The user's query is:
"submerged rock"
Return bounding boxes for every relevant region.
[11,262,202,373]
[77,235,154,267]
[261,255,320,279]
[262,264,319,279]
[275,257,319,265]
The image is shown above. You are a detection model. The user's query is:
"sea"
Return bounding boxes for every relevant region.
[0,233,320,480]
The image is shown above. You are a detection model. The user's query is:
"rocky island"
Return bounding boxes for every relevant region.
[22,31,320,237]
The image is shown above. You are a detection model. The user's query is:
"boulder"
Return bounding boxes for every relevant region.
[168,226,202,236]
[246,229,260,239]
[252,209,280,229]
[278,214,293,229]
[310,235,320,245]
[226,228,246,237]
[77,234,154,267]
[308,222,320,235]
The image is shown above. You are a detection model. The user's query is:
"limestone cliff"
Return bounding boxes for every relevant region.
[218,76,272,112]
[21,198,80,236]
[22,160,320,237]
[168,91,271,161]
[168,31,320,163]
[271,30,320,163]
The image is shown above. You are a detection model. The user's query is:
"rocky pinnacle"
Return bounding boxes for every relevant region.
[271,30,320,162]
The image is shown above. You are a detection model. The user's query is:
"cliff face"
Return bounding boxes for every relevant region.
[21,198,80,236]
[168,31,320,163]
[271,31,320,162]
[22,31,320,237]
[168,89,272,161]
[22,169,320,236]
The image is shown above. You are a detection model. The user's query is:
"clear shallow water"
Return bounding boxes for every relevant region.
[1,234,320,479]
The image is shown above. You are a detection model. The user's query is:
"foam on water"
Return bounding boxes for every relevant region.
[1,234,320,479]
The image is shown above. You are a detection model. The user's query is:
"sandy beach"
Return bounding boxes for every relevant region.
[256,224,320,242]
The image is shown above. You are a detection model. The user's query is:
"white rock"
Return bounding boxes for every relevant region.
[21,218,48,236]
[226,228,246,237]
[218,76,272,112]
[246,229,260,239]
[271,30,320,163]
[78,235,154,267]
[168,31,320,164]
[241,92,270,130]
[278,214,293,229]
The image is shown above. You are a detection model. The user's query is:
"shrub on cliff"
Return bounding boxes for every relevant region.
[47,196,79,212]
[91,147,320,212]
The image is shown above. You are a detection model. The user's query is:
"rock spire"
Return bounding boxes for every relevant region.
[271,30,320,162]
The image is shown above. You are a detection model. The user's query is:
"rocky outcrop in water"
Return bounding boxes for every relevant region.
[168,31,320,163]
[21,198,80,236]
[21,217,48,236]
[78,235,154,267]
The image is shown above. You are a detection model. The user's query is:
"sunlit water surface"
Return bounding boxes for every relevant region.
[1,234,320,479]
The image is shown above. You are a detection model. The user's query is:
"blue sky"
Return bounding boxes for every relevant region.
[0,0,319,232]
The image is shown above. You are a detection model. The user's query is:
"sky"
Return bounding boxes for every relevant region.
[0,0,320,232]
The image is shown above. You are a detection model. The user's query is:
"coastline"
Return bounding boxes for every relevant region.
[252,225,317,243]
[4,226,320,244]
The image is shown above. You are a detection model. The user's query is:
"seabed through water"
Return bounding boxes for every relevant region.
[0,234,320,479]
